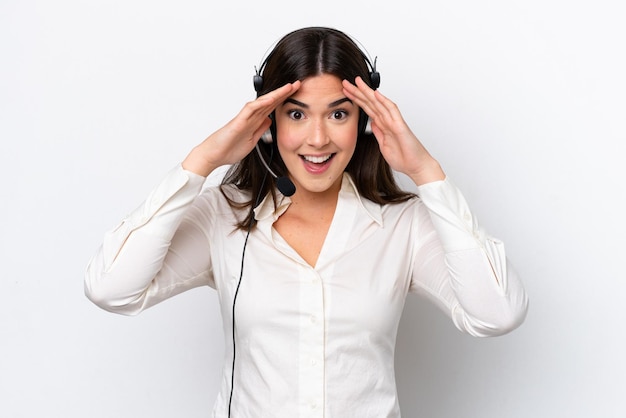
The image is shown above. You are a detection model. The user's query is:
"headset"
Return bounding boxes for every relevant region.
[228,29,381,417]
[253,38,380,140]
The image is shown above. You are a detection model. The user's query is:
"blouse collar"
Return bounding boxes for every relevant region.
[253,173,383,227]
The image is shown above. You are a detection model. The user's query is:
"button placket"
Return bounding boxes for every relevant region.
[298,267,325,417]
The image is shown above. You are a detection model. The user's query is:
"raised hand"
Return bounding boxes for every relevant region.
[342,77,445,186]
[182,81,301,177]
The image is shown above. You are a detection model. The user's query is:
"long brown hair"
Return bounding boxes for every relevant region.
[221,27,414,228]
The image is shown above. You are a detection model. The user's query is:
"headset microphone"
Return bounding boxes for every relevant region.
[254,143,296,196]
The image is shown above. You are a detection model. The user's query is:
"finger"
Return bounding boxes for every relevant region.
[353,77,396,122]
[372,89,402,121]
[256,81,301,111]
[352,78,406,132]
[344,77,390,121]
[240,82,300,133]
[342,78,378,119]
[250,82,301,138]
[342,78,371,105]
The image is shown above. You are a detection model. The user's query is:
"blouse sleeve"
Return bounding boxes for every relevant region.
[409,177,529,337]
[84,165,215,316]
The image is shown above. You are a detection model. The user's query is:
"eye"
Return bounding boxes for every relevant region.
[331,110,349,120]
[287,110,305,120]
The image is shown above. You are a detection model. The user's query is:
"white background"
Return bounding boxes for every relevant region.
[1,0,625,417]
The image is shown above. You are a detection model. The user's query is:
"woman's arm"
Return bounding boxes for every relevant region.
[85,82,302,315]
[84,165,212,315]
[343,77,528,336]
[411,178,528,337]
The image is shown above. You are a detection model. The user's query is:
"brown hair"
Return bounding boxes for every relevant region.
[221,27,414,228]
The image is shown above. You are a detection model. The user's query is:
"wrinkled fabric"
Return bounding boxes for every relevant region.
[85,165,528,418]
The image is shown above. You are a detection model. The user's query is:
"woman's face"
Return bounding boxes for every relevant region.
[274,73,359,198]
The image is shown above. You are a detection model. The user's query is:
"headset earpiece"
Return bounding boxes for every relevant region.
[253,66,264,93]
[260,113,276,144]
[369,71,380,89]
[253,75,263,93]
[359,56,380,134]
[369,56,380,89]
[260,129,273,144]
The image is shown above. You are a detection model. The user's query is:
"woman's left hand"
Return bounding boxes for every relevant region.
[342,77,445,186]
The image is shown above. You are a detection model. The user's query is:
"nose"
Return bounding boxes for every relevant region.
[306,119,330,148]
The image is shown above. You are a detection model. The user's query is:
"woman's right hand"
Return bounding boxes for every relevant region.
[182,81,301,177]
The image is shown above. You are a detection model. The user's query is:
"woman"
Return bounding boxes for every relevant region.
[85,26,528,418]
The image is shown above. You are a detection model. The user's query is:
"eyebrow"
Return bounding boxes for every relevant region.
[284,97,353,108]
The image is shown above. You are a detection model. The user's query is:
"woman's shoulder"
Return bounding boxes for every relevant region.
[196,183,251,208]
[378,193,429,224]
[185,183,252,228]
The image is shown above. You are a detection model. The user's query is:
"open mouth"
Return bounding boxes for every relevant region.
[301,154,334,164]
[300,153,335,173]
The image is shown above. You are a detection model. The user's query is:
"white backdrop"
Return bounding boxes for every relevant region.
[1,0,625,417]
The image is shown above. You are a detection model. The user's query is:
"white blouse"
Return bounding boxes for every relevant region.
[84,165,528,418]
